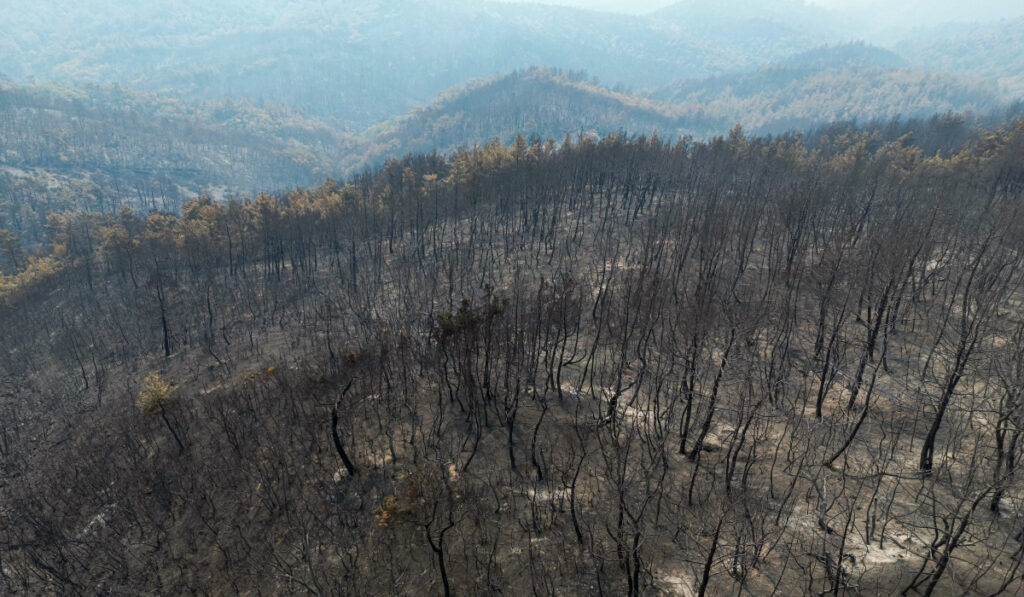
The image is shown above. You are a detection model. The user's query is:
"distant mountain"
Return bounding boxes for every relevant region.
[652,0,840,49]
[896,18,1024,99]
[655,0,831,21]
[0,80,363,245]
[364,58,1003,164]
[830,0,1024,40]
[645,0,844,74]
[0,44,1014,246]
[366,69,693,160]
[0,0,845,128]
[776,43,907,71]
[2,0,1021,132]
[648,43,1001,134]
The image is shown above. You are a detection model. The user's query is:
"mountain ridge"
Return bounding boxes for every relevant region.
[0,52,1012,247]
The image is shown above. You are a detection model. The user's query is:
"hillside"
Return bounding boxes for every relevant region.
[4,2,1024,595]
[2,1,1022,132]
[0,0,845,127]
[0,79,363,246]
[368,69,691,158]
[649,43,1002,134]
[897,18,1024,99]
[2,62,1013,249]
[374,60,1004,157]
[2,116,1024,595]
[651,0,839,58]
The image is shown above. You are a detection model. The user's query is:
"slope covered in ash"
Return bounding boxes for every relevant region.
[2,116,1024,595]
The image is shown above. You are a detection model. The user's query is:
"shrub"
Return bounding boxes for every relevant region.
[136,372,173,414]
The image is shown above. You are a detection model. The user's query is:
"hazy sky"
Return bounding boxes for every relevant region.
[495,0,674,12]
[492,0,878,13]
[497,0,1024,20]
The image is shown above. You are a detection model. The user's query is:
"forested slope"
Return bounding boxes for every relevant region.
[370,61,1005,162]
[898,18,1024,98]
[0,0,842,127]
[650,43,1002,134]
[0,0,1020,132]
[2,117,1024,595]
[5,60,1008,251]
[0,79,362,246]
[368,69,689,158]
